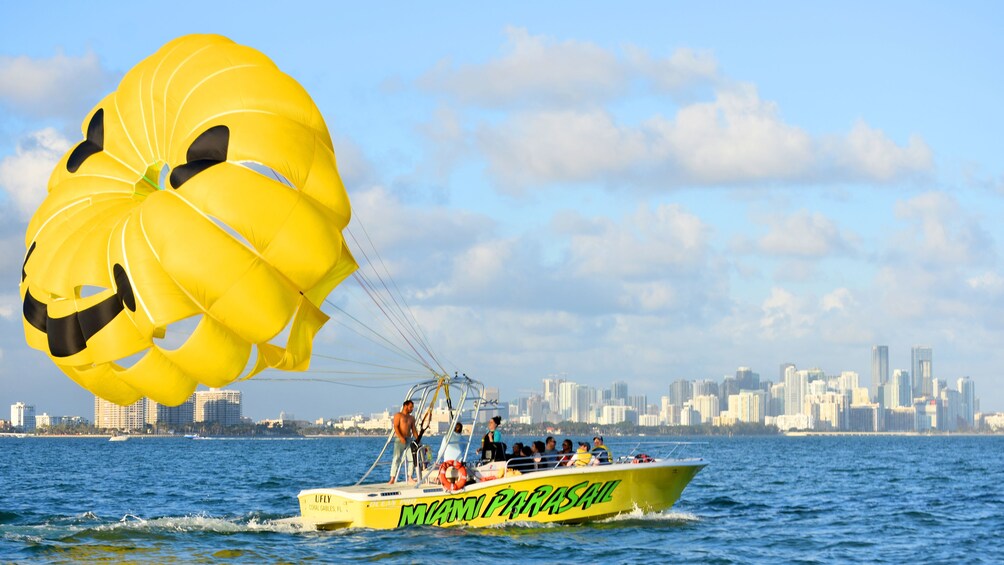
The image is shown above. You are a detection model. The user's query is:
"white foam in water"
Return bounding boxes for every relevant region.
[479,507,700,530]
[600,506,701,524]
[94,514,306,534]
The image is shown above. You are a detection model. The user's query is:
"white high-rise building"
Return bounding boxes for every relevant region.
[768,383,786,417]
[94,396,146,431]
[10,402,36,432]
[891,370,911,408]
[147,395,196,428]
[601,404,628,425]
[542,377,562,411]
[194,388,242,425]
[737,390,767,424]
[572,384,592,423]
[693,394,720,424]
[784,367,808,416]
[837,371,860,393]
[557,381,577,420]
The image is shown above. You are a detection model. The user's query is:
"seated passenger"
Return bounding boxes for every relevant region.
[558,439,574,466]
[438,422,463,462]
[531,440,546,470]
[572,441,593,467]
[591,435,612,464]
[509,442,524,461]
[508,442,535,472]
[542,436,559,468]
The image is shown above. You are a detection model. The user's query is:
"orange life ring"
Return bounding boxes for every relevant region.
[438,460,468,492]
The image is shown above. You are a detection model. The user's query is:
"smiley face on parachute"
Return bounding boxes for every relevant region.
[19,35,356,406]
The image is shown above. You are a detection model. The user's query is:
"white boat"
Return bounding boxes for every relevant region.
[109,434,129,442]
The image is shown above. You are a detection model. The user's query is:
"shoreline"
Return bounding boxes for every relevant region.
[783,431,995,437]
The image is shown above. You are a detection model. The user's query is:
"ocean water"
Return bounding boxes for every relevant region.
[2,435,1002,563]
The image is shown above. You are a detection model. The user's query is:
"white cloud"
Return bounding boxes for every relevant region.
[331,133,376,188]
[0,128,70,220]
[562,203,711,279]
[821,287,855,312]
[648,84,816,184]
[419,28,725,109]
[758,210,855,258]
[626,46,720,94]
[419,26,627,108]
[892,192,994,268]
[477,109,649,192]
[0,51,114,119]
[825,121,933,182]
[967,272,1004,293]
[760,287,814,339]
[417,29,934,193]
[474,85,931,192]
[0,293,17,320]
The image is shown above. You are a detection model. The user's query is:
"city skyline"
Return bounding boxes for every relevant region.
[5,343,996,427]
[2,4,1004,418]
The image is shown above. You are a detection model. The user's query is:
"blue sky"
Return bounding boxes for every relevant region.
[2,2,1003,420]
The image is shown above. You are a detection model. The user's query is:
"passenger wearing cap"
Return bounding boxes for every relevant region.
[591,436,612,464]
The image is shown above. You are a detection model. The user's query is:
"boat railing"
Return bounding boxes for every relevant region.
[612,441,706,463]
[464,441,705,476]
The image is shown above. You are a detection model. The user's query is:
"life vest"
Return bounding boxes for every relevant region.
[592,444,612,464]
[439,460,468,492]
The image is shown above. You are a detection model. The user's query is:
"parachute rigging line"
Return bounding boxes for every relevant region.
[349,219,443,371]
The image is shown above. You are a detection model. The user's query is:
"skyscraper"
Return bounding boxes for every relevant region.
[871,345,889,402]
[891,369,911,408]
[669,379,692,407]
[911,346,933,398]
[195,388,242,425]
[735,367,760,390]
[10,402,36,432]
[94,396,146,431]
[147,395,195,428]
[779,363,795,382]
[784,367,808,416]
[611,380,628,402]
[958,377,975,430]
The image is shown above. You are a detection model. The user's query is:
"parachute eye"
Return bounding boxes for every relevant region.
[66,109,104,173]
[113,263,136,312]
[169,125,230,189]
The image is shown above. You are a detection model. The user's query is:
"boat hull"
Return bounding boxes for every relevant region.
[298,459,705,529]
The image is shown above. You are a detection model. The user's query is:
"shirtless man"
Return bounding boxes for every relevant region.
[390,400,418,484]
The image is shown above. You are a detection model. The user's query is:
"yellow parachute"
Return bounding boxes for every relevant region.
[19,34,356,406]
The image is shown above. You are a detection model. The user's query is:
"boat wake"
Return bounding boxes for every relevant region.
[599,507,701,524]
[477,508,700,532]
[1,513,308,542]
[98,513,307,534]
